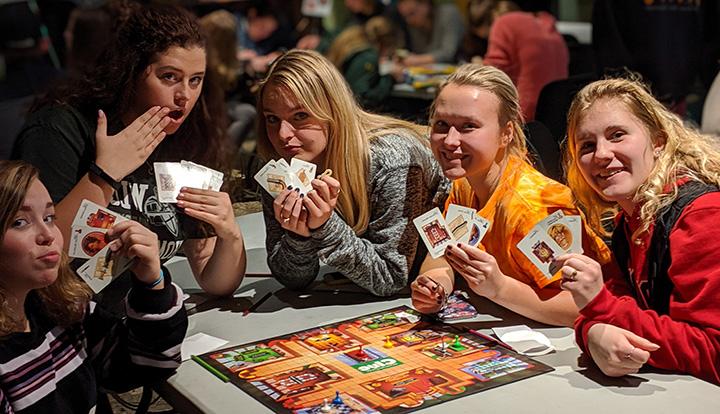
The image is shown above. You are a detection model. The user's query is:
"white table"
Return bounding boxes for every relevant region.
[156,272,720,413]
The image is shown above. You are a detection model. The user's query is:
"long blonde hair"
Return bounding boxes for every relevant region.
[431,63,528,161]
[565,77,720,238]
[256,49,427,234]
[0,161,92,336]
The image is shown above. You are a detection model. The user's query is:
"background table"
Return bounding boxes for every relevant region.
[157,214,720,413]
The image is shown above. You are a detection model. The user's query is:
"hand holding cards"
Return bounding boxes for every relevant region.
[516,210,583,279]
[154,160,224,203]
[69,200,132,293]
[414,205,490,259]
[254,158,318,197]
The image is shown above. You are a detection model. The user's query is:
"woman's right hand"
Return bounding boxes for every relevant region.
[273,186,310,237]
[106,220,161,285]
[586,323,660,377]
[95,106,171,181]
[411,273,448,314]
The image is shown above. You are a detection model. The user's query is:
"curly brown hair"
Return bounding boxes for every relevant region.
[0,161,92,336]
[36,2,228,169]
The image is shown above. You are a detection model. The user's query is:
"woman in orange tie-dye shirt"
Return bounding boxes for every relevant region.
[410,64,611,326]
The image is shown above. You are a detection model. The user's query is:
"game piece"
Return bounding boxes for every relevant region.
[450,335,466,351]
[356,345,368,358]
[320,398,331,413]
[384,336,394,348]
[194,306,553,414]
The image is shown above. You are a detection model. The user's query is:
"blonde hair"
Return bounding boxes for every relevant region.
[0,161,92,336]
[431,63,528,161]
[200,10,240,92]
[256,49,427,234]
[327,16,399,69]
[565,77,720,238]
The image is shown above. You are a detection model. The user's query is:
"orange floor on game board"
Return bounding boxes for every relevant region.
[235,312,503,411]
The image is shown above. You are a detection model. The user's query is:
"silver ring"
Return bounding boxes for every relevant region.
[625,346,635,359]
[282,217,290,223]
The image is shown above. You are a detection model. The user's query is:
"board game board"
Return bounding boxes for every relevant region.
[195,306,553,414]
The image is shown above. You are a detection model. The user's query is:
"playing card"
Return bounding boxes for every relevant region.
[516,227,565,279]
[414,207,454,259]
[75,244,133,293]
[446,204,476,244]
[467,215,491,247]
[182,160,224,191]
[72,199,128,229]
[437,291,480,322]
[154,162,185,203]
[289,158,317,194]
[536,211,573,253]
[68,225,110,259]
[254,160,289,197]
[561,215,583,254]
[181,161,213,191]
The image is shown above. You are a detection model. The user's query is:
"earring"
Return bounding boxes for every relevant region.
[653,149,662,157]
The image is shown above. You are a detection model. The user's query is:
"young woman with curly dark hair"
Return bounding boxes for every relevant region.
[13,3,246,298]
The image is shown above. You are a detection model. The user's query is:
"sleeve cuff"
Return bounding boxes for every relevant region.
[127,267,177,313]
[579,285,616,319]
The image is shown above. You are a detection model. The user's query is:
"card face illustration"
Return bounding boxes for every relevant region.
[72,200,127,229]
[517,228,565,279]
[414,207,454,259]
[467,215,491,247]
[254,158,319,198]
[76,245,133,293]
[446,204,476,244]
[69,226,108,259]
[289,158,317,193]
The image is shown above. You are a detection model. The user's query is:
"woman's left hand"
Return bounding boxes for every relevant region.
[445,243,506,299]
[177,187,240,240]
[556,253,604,309]
[303,175,341,230]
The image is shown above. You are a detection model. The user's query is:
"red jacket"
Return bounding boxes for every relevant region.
[575,192,720,385]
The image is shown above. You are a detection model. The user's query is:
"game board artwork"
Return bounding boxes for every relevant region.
[196,306,553,414]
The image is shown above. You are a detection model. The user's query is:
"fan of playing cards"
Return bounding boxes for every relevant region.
[253,158,319,197]
[69,200,133,293]
[153,160,224,203]
[413,205,491,259]
[516,210,583,279]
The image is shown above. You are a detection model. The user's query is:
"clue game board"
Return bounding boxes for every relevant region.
[195,306,553,413]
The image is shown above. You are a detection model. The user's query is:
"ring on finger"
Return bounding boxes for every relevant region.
[569,269,578,281]
[625,346,635,359]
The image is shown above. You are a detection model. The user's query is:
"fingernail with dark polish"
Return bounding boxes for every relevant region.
[294,188,300,192]
[287,185,293,190]
[300,193,305,198]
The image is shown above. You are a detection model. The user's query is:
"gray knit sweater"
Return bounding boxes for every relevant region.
[262,133,449,296]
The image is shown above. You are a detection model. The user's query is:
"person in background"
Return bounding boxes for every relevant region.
[237,0,297,75]
[326,16,400,110]
[469,0,568,120]
[410,64,610,327]
[394,0,464,66]
[200,9,257,147]
[257,49,448,296]
[0,160,188,413]
[559,77,720,384]
[13,4,246,299]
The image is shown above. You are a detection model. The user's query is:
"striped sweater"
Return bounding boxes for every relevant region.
[0,277,187,413]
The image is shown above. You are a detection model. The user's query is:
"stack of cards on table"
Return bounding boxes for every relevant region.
[69,200,133,293]
[253,158,317,197]
[153,160,224,203]
[436,290,481,322]
[413,205,490,259]
[516,210,583,279]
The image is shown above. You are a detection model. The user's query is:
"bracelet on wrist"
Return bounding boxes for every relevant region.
[143,269,164,289]
[88,161,122,191]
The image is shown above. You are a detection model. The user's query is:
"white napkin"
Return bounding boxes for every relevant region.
[492,325,555,356]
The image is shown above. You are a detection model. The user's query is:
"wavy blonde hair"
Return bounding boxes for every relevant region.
[256,49,427,234]
[0,161,92,336]
[430,63,528,161]
[326,16,399,69]
[565,77,720,238]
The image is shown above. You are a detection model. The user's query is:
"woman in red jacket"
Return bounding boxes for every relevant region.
[558,77,720,384]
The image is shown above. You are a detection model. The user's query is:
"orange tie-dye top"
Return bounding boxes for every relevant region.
[445,156,611,288]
